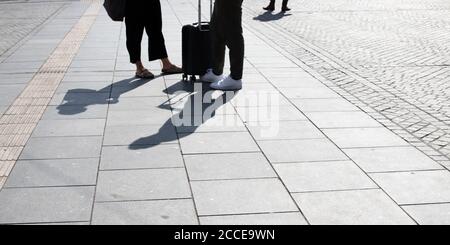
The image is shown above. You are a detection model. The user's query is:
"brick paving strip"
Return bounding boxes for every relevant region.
[0,0,102,188]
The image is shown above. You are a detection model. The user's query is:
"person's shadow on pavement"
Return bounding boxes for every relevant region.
[56,76,159,115]
[128,80,237,150]
[253,11,291,22]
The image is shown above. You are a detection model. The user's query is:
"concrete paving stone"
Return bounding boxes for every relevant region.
[185,152,276,181]
[370,170,450,205]
[31,222,90,225]
[248,120,325,141]
[111,79,167,97]
[0,73,33,84]
[92,199,198,225]
[170,96,238,117]
[108,96,169,111]
[191,178,298,216]
[305,111,382,128]
[176,114,247,133]
[100,144,184,170]
[5,158,99,188]
[200,212,308,225]
[344,147,444,173]
[240,83,277,92]
[231,91,291,107]
[95,168,191,202]
[291,98,360,112]
[32,119,105,137]
[56,82,111,94]
[62,73,113,83]
[259,139,348,163]
[104,124,178,146]
[42,105,108,120]
[106,109,172,127]
[0,62,43,71]
[293,189,415,225]
[403,203,450,225]
[20,136,102,160]
[274,161,377,193]
[236,105,308,122]
[0,84,25,105]
[0,106,6,115]
[279,87,341,99]
[179,132,259,154]
[0,186,95,224]
[238,73,270,84]
[323,127,409,148]
[50,92,111,106]
[69,59,116,68]
[269,76,326,88]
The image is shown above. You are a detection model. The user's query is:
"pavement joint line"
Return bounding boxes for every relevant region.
[94,197,194,204]
[0,0,102,190]
[400,202,450,207]
[189,177,280,183]
[2,220,90,225]
[98,167,186,172]
[289,188,385,195]
[3,184,97,190]
[365,169,447,174]
[197,211,304,218]
[181,151,262,156]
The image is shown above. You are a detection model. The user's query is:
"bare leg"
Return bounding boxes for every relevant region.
[135,61,145,73]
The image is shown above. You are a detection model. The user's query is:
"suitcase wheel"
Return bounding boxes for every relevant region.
[189,75,197,82]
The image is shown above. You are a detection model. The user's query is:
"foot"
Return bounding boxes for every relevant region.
[162,64,183,74]
[210,75,242,91]
[281,6,291,12]
[135,69,155,79]
[200,69,224,83]
[263,5,275,11]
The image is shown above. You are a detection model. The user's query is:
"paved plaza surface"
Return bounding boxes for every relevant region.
[0,0,449,225]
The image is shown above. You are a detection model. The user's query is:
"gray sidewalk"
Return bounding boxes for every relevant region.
[0,0,449,225]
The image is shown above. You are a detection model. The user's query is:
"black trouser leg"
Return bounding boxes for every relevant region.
[211,30,226,76]
[268,0,275,8]
[227,32,244,80]
[145,0,168,61]
[125,17,145,64]
[211,0,244,80]
[282,0,289,8]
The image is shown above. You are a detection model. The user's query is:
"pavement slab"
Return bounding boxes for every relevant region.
[191,178,298,216]
[5,158,99,188]
[0,186,95,224]
[95,168,191,202]
[293,189,415,225]
[92,199,198,225]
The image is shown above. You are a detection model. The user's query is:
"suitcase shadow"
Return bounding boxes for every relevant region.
[128,80,238,150]
[56,76,160,115]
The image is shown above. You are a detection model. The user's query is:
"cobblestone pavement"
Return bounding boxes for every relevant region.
[0,0,68,60]
[243,0,450,166]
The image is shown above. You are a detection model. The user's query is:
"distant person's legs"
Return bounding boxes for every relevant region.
[263,0,275,11]
[209,0,244,91]
[282,0,291,12]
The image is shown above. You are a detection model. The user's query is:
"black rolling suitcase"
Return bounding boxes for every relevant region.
[182,0,213,82]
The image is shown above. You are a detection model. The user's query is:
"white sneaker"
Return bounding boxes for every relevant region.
[210,75,242,91]
[200,69,224,83]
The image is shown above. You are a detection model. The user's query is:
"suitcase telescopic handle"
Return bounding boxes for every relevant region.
[198,0,213,31]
